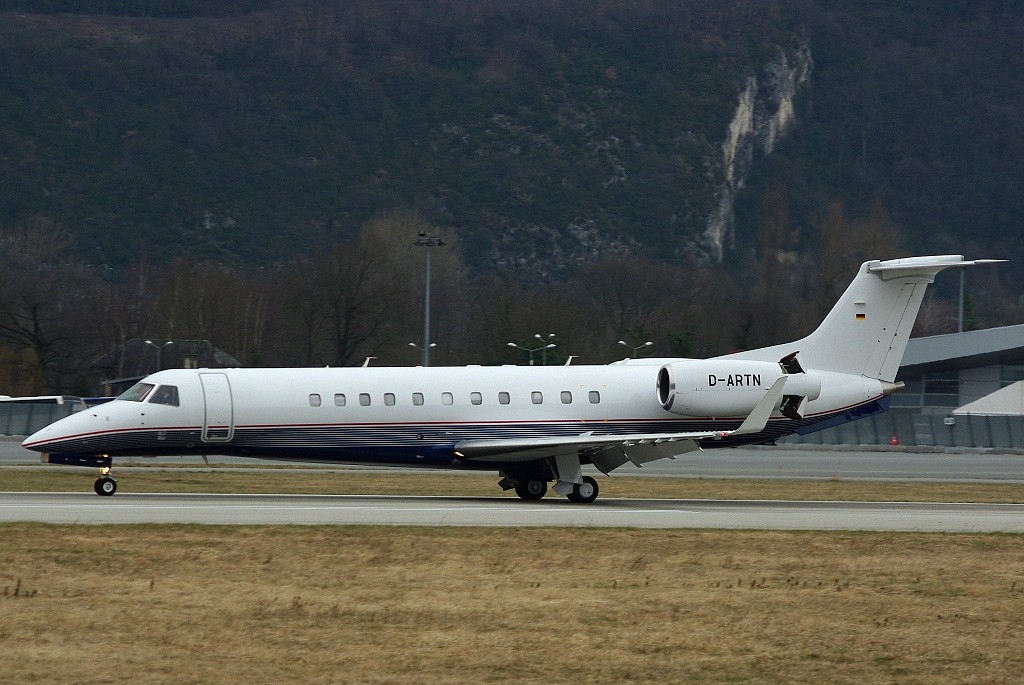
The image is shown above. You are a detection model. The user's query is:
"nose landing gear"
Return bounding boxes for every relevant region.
[94,466,117,496]
[41,453,117,495]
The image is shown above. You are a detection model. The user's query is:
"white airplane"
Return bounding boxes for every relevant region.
[23,255,1002,501]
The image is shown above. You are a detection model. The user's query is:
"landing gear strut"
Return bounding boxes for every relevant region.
[94,466,117,496]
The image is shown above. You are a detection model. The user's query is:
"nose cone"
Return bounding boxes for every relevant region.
[23,421,63,452]
[22,410,100,453]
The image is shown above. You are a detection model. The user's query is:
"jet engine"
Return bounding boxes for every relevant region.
[657,358,821,418]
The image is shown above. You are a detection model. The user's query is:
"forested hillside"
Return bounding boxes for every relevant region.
[1,0,1022,393]
[737,0,1024,279]
[1,0,789,273]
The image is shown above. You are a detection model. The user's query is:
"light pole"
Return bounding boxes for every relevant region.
[144,339,174,371]
[618,340,653,358]
[507,341,557,366]
[414,231,445,367]
[408,342,436,365]
[534,333,557,365]
[954,259,1007,332]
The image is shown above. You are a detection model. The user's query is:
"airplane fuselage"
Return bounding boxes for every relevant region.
[24,363,886,469]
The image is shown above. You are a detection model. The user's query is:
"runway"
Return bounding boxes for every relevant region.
[3,492,1023,532]
[5,437,1024,482]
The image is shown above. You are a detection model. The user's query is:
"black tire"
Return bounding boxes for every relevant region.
[94,476,117,496]
[567,476,599,504]
[514,479,547,500]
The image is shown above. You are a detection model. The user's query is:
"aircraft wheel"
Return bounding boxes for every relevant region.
[514,480,547,500]
[94,476,117,496]
[567,476,599,504]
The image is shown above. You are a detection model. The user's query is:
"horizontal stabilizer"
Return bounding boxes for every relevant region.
[867,256,1006,281]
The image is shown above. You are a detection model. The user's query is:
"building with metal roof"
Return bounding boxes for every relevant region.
[786,324,1024,448]
[896,324,1024,413]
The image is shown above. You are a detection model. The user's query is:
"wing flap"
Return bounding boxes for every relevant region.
[589,439,703,473]
[454,430,712,463]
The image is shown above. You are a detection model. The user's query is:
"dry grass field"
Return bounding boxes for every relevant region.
[4,466,1024,502]
[3,468,1024,683]
[1,524,1023,684]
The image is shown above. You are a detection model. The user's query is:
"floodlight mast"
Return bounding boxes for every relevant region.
[414,232,445,366]
[507,338,557,366]
[617,340,653,358]
[143,339,174,371]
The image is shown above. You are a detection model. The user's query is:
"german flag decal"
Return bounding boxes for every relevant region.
[856,313,866,320]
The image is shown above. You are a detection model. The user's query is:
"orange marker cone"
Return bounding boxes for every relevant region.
[890,434,899,446]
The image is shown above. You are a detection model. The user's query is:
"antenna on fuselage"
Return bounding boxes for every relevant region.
[362,357,376,367]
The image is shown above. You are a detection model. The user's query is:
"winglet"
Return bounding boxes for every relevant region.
[730,376,787,436]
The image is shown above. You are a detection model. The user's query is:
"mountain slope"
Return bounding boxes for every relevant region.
[1,0,1021,283]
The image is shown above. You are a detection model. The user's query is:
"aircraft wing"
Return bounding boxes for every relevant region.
[454,377,787,473]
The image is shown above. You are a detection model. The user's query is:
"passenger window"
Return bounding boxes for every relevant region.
[118,382,154,402]
[560,391,572,404]
[498,392,510,405]
[412,393,424,406]
[384,393,396,406]
[359,393,371,406]
[442,392,454,405]
[334,393,346,407]
[309,394,321,407]
[150,385,179,407]
[589,391,601,404]
[470,392,482,405]
[531,391,543,404]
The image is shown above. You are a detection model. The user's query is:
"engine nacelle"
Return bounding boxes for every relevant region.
[657,359,821,417]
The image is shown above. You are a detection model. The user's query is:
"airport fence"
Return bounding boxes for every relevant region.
[0,397,83,437]
[781,408,1024,449]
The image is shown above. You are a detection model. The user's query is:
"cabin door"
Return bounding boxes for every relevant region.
[199,372,234,442]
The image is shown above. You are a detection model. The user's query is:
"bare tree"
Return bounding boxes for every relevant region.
[144,258,269,367]
[0,217,89,393]
[79,259,159,381]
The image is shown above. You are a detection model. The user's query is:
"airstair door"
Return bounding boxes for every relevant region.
[200,372,234,442]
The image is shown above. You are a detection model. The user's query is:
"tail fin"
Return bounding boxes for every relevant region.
[721,256,1004,381]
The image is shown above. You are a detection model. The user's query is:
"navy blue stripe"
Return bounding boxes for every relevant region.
[42,399,887,461]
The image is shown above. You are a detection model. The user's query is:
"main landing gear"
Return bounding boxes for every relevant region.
[514,479,547,500]
[567,476,599,504]
[503,475,599,503]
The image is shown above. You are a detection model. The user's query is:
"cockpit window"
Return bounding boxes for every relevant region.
[118,382,155,402]
[150,385,180,407]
